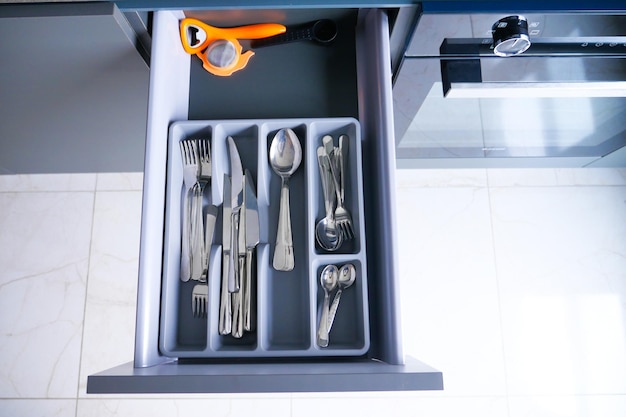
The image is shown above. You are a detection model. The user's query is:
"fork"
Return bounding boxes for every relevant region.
[191,139,212,281]
[191,283,208,318]
[325,145,354,240]
[180,139,199,282]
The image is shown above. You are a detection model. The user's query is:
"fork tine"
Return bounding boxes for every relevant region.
[343,222,352,240]
[189,140,198,165]
[183,141,190,165]
[198,139,210,163]
[345,220,354,239]
[192,284,209,318]
[198,139,205,162]
[179,141,188,165]
[182,140,193,166]
[196,295,205,318]
[338,216,354,240]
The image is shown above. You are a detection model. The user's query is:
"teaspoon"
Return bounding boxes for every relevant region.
[327,263,356,332]
[317,264,338,347]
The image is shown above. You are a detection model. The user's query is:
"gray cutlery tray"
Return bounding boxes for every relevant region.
[159,117,369,358]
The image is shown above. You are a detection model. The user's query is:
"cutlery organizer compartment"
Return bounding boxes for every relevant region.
[159,118,368,358]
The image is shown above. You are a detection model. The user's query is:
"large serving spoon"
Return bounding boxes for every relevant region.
[269,128,302,271]
[327,263,356,332]
[317,264,338,347]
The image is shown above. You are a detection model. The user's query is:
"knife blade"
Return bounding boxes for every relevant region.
[244,170,260,250]
[219,174,232,335]
[228,136,244,293]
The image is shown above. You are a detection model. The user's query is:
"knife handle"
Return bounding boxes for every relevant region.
[327,288,343,333]
[244,248,254,331]
[273,178,295,271]
[219,251,232,335]
[202,206,218,281]
[231,290,243,338]
[229,209,241,292]
[191,186,205,281]
[316,291,331,347]
[180,188,192,282]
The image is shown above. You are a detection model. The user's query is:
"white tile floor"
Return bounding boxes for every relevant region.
[1,168,625,416]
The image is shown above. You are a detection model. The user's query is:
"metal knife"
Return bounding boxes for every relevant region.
[202,204,218,282]
[228,136,244,293]
[231,172,246,338]
[218,174,232,335]
[243,170,260,332]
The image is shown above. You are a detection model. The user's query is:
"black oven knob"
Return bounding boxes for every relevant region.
[492,15,531,57]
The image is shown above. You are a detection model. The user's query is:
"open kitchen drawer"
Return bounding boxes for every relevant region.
[87,7,442,393]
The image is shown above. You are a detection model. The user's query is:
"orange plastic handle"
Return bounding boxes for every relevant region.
[220,23,287,40]
[180,18,286,54]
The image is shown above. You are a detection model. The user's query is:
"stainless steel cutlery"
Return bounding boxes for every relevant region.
[178,129,356,343]
[191,283,208,318]
[194,139,213,281]
[219,138,260,338]
[192,205,218,318]
[180,135,261,337]
[179,139,198,282]
[243,171,259,331]
[317,264,338,347]
[269,128,302,271]
[180,138,213,282]
[317,263,356,347]
[316,134,354,250]
[219,175,233,334]
[315,147,342,251]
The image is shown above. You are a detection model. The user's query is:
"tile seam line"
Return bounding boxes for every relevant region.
[395,184,626,190]
[488,184,626,188]
[0,189,142,194]
[0,397,82,400]
[0,190,96,194]
[506,393,626,397]
[74,188,98,406]
[485,171,512,417]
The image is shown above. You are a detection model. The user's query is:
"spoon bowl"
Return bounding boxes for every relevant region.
[320,264,339,292]
[269,129,302,271]
[337,263,356,290]
[269,129,302,178]
[315,217,343,251]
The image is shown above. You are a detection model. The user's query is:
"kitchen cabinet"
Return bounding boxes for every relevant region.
[87,6,444,393]
[0,3,150,174]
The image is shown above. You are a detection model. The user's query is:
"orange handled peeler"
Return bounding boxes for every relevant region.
[180,18,286,76]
